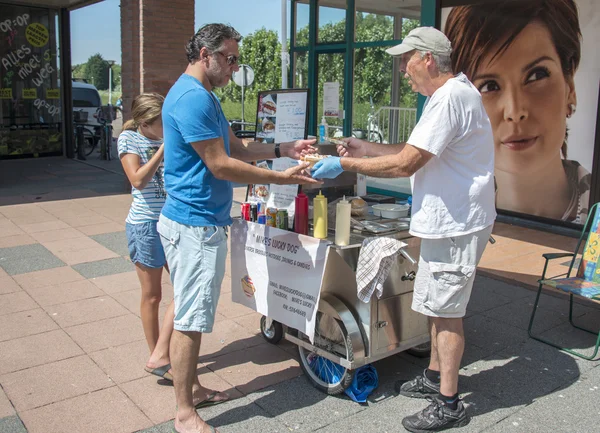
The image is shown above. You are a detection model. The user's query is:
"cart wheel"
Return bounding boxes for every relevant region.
[260,316,284,344]
[406,342,431,358]
[296,311,355,395]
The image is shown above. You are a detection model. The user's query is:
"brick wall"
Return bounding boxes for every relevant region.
[120,0,194,120]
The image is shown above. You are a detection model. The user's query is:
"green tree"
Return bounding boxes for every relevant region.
[110,64,122,90]
[72,63,86,80]
[84,53,109,90]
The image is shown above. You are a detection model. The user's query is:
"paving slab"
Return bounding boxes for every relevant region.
[0,277,21,295]
[121,366,243,425]
[25,279,104,307]
[11,266,85,290]
[195,395,290,433]
[72,256,135,279]
[246,375,366,432]
[0,416,26,433]
[64,313,145,353]
[484,364,600,433]
[0,387,14,419]
[204,343,302,395]
[0,244,65,275]
[459,352,573,410]
[464,314,529,352]
[43,296,130,328]
[19,387,152,433]
[0,330,83,375]
[0,291,38,316]
[0,309,58,343]
[0,355,113,411]
[90,231,129,256]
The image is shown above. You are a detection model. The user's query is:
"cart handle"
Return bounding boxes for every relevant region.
[400,248,417,265]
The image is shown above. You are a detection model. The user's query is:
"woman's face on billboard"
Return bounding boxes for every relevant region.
[471,22,576,174]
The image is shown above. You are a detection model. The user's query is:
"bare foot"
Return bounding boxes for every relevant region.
[174,409,218,433]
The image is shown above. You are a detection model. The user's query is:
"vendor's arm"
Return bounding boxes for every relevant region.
[342,144,433,178]
[193,137,318,185]
[334,94,457,178]
[339,137,406,158]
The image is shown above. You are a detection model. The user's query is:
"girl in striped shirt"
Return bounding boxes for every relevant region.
[118,93,173,381]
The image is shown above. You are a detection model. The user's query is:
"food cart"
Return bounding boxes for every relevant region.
[234,142,431,396]
[258,212,431,395]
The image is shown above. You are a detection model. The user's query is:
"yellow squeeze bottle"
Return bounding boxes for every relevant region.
[313,190,328,239]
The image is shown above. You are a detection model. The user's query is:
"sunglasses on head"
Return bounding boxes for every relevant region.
[214,51,239,66]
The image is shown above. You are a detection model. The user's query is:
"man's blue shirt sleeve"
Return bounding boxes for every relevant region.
[173,89,222,144]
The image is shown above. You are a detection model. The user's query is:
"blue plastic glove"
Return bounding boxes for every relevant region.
[311,156,344,179]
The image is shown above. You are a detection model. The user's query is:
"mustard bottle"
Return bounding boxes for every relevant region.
[313,190,328,239]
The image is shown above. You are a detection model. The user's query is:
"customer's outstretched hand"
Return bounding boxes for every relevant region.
[284,139,318,160]
[280,162,322,185]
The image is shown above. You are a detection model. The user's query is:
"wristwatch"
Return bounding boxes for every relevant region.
[274,142,281,158]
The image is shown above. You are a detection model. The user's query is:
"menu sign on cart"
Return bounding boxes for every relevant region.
[231,219,330,342]
[250,89,309,211]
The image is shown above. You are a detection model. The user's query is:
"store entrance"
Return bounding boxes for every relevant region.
[0,3,62,159]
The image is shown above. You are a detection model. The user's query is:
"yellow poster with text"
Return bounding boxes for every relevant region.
[46,89,60,99]
[22,88,37,99]
[0,88,12,99]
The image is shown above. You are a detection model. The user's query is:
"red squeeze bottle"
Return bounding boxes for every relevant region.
[294,192,309,235]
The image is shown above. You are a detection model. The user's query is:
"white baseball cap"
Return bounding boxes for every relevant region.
[386,27,452,57]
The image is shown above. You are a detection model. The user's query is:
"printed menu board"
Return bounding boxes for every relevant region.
[255,89,309,144]
[248,89,310,204]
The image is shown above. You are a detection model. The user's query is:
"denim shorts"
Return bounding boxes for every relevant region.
[126,221,167,269]
[157,214,228,333]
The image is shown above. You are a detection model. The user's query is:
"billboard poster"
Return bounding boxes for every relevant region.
[441,0,599,225]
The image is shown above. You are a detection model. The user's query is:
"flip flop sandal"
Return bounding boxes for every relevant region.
[144,363,173,381]
[194,391,229,409]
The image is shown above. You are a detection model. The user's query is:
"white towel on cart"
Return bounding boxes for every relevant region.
[356,237,407,303]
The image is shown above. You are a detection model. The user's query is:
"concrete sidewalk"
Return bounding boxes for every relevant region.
[1,158,599,433]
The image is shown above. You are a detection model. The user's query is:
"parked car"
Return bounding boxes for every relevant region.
[72,80,102,143]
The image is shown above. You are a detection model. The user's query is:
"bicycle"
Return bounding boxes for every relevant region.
[331,97,383,143]
[72,109,96,158]
[96,105,115,161]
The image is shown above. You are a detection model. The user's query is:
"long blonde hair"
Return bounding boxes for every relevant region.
[122,93,165,131]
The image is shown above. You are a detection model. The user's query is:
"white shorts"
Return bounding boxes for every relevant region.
[412,224,493,318]
[157,215,228,333]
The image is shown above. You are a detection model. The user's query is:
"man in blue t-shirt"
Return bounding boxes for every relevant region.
[158,23,319,433]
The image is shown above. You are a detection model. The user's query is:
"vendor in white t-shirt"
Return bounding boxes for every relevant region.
[311,27,496,433]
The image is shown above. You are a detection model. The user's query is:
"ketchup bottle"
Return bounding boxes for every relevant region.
[294,192,309,235]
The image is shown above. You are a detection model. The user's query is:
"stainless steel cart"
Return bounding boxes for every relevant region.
[260,224,431,395]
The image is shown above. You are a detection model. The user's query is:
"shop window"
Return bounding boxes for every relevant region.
[73,88,101,108]
[0,4,61,158]
[295,1,309,47]
[354,12,394,43]
[294,51,308,88]
[317,1,346,44]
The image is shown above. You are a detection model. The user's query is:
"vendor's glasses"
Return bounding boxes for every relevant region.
[214,51,239,66]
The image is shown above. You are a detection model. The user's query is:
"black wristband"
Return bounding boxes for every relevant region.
[274,142,281,158]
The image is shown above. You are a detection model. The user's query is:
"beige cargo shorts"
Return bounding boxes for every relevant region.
[412,224,494,318]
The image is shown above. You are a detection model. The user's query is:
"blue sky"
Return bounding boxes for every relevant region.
[70,0,342,65]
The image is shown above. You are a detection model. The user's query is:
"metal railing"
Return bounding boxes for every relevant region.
[374,107,417,144]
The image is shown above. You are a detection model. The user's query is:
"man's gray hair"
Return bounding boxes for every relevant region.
[420,51,453,74]
[186,23,242,63]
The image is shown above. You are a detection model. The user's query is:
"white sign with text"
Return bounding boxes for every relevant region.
[230,219,330,342]
[323,82,340,118]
